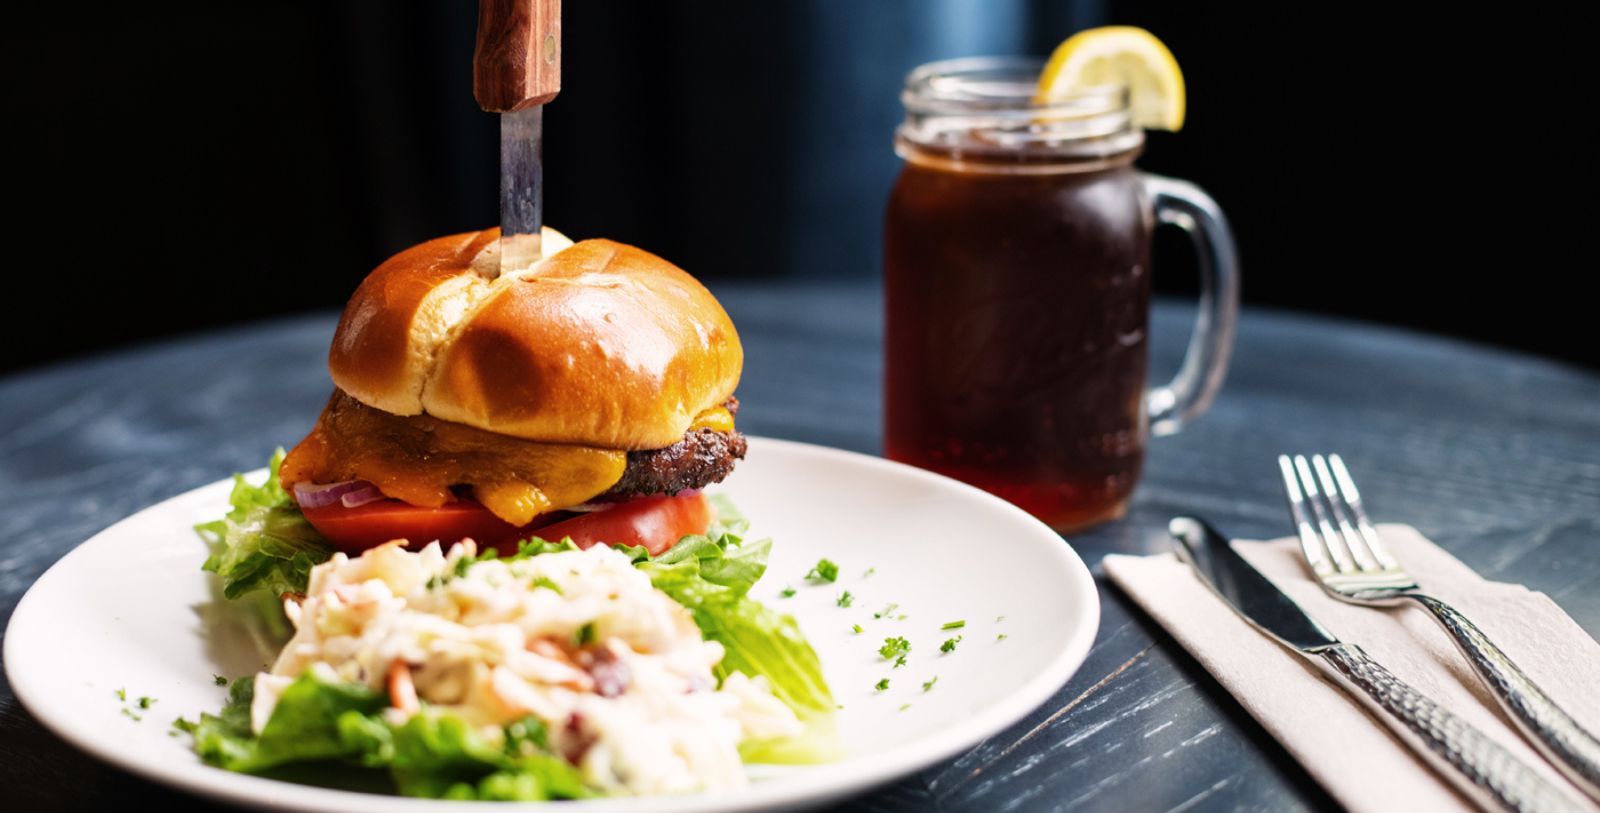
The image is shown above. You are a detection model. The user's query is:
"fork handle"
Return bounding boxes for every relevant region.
[1409,594,1600,803]
[1316,643,1583,813]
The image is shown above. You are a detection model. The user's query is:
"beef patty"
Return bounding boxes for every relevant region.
[604,427,748,498]
[603,398,747,498]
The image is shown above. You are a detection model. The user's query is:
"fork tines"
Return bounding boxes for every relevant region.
[1278,454,1404,581]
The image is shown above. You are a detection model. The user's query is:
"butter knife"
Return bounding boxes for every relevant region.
[1168,516,1584,813]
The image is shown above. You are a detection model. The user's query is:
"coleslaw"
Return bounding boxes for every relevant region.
[183,456,836,800]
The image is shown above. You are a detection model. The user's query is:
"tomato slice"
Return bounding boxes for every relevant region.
[300,492,712,558]
[300,499,541,553]
[520,492,713,557]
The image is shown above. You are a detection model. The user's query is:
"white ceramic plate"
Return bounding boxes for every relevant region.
[5,437,1098,812]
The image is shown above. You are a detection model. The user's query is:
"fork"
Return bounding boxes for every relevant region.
[1279,453,1600,804]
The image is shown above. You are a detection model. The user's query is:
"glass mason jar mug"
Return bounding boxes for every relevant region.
[884,57,1239,533]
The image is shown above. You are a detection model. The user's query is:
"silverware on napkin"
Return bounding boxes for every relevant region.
[1169,515,1585,813]
[1279,454,1600,803]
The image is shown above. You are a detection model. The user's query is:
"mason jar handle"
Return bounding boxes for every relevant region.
[1142,174,1240,437]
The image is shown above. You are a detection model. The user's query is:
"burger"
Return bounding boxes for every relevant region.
[187,227,838,797]
[277,226,747,556]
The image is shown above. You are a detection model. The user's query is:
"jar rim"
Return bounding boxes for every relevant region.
[898,56,1142,165]
[901,56,1128,119]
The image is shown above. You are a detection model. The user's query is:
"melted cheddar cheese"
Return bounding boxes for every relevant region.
[689,406,734,433]
[280,392,734,527]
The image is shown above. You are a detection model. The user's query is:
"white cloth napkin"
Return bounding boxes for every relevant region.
[1103,524,1600,812]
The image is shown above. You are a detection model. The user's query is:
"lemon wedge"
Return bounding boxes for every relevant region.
[1036,26,1186,131]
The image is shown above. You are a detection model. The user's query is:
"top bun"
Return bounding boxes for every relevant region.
[328,227,743,450]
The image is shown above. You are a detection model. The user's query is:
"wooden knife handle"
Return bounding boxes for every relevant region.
[474,0,561,111]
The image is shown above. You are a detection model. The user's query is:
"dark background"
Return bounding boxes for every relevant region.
[2,2,1590,375]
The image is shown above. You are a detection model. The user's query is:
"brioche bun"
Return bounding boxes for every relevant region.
[328,227,743,450]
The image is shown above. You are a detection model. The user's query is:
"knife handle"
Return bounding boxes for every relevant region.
[1316,643,1582,813]
[1410,595,1600,803]
[474,0,561,111]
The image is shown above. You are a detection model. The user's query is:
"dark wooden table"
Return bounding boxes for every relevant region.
[3,282,1597,812]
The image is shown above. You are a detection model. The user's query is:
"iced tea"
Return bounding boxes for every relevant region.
[885,139,1151,531]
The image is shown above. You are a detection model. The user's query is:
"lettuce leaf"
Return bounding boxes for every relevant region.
[179,673,591,801]
[197,449,332,601]
[175,675,260,770]
[643,546,840,762]
[181,673,388,773]
[386,712,591,800]
[636,497,838,762]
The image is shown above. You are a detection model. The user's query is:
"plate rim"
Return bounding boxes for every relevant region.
[4,436,1100,812]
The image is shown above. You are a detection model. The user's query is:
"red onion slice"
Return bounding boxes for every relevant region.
[293,480,376,509]
[339,484,386,508]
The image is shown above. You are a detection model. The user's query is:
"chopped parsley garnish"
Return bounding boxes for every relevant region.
[531,576,563,594]
[780,585,797,598]
[874,678,889,692]
[996,615,1006,622]
[138,696,155,710]
[941,620,966,630]
[922,676,939,692]
[453,556,471,579]
[940,636,962,653]
[863,567,876,578]
[806,559,839,583]
[879,636,911,660]
[873,603,899,620]
[851,624,863,634]
[115,688,127,702]
[836,591,854,608]
[121,708,142,722]
[213,674,227,686]
[997,633,1009,641]
[894,654,907,668]
[899,703,912,712]
[574,623,598,647]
